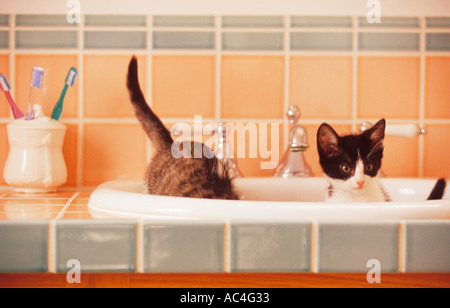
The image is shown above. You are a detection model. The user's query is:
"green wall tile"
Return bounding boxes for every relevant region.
[0,15,9,26]
[222,16,283,28]
[359,33,419,50]
[426,17,450,28]
[426,33,450,51]
[15,31,77,49]
[359,17,419,27]
[222,32,283,50]
[291,32,352,50]
[85,15,146,27]
[0,31,8,48]
[84,31,147,49]
[153,31,214,49]
[16,15,75,27]
[292,16,352,27]
[153,16,214,27]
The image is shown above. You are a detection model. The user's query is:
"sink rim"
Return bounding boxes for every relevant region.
[88,178,450,221]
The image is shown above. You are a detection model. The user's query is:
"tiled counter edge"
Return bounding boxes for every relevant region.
[0,218,449,273]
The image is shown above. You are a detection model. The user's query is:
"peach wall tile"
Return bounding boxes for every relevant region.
[152,55,215,118]
[425,56,450,118]
[383,136,418,177]
[15,55,78,118]
[232,123,284,177]
[62,124,78,187]
[83,123,147,186]
[0,55,10,117]
[0,124,8,186]
[423,125,450,178]
[358,57,420,119]
[84,55,146,118]
[290,56,352,119]
[221,55,284,119]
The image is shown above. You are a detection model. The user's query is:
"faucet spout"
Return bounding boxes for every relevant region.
[274,106,314,178]
[214,122,243,179]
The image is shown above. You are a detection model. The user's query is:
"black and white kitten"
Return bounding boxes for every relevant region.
[317,119,447,202]
[317,119,389,202]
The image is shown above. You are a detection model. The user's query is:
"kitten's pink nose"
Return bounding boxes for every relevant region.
[356,180,365,188]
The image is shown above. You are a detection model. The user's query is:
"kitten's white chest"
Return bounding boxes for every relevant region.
[326,177,387,202]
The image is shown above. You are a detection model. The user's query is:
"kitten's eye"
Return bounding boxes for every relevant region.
[340,164,351,174]
[365,164,373,172]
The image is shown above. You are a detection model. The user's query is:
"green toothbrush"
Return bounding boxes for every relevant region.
[51,67,78,120]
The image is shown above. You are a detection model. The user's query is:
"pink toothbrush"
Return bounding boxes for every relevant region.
[0,74,24,119]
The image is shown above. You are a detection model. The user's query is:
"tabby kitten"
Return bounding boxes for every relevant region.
[127,56,239,200]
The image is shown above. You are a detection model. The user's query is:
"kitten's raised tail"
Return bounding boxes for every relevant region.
[127,56,173,151]
[427,178,447,200]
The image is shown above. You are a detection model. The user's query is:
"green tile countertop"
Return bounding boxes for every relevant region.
[0,188,449,274]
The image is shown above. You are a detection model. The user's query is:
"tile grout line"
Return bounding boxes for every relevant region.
[48,191,81,273]
[136,218,144,273]
[223,219,230,273]
[54,192,81,220]
[351,16,359,132]
[48,219,56,273]
[418,17,426,178]
[76,14,84,188]
[214,15,222,121]
[398,220,406,273]
[8,14,16,105]
[310,220,318,273]
[6,116,450,124]
[283,15,290,149]
[8,49,449,57]
[146,15,153,164]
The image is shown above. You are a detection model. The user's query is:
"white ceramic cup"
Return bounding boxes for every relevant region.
[3,117,67,193]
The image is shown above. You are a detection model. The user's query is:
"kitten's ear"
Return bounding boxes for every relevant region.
[366,119,386,145]
[317,123,341,157]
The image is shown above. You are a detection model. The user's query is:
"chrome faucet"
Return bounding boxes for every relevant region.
[274,106,314,178]
[214,122,243,179]
[171,122,243,178]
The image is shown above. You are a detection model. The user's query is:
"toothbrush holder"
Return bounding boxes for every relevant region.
[3,118,68,193]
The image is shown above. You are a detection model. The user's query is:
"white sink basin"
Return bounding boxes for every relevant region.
[88,177,450,221]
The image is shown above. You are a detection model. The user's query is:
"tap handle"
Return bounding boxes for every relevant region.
[287,105,300,126]
[358,121,427,138]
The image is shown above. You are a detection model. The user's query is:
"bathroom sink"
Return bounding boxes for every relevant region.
[88,177,450,221]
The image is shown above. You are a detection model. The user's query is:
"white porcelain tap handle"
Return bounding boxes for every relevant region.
[359,122,426,138]
[385,124,427,138]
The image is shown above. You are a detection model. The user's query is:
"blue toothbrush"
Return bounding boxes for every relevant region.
[26,67,45,121]
[51,67,78,121]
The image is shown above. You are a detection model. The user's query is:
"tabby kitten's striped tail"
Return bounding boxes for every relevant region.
[127,56,173,152]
